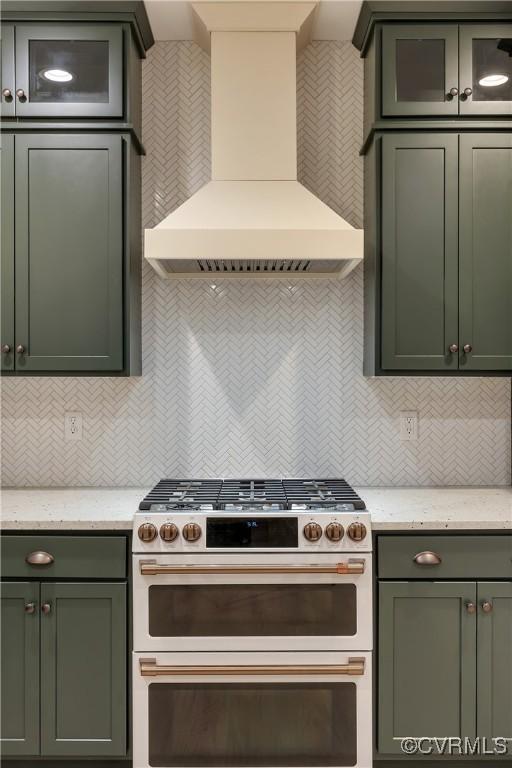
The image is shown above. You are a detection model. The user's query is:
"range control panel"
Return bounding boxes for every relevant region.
[133,511,372,553]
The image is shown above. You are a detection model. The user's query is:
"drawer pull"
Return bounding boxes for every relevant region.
[140,658,366,678]
[26,551,54,566]
[413,551,442,566]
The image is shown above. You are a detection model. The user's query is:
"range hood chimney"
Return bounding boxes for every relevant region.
[144,1,364,279]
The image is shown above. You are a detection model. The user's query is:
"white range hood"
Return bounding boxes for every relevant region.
[144,1,364,279]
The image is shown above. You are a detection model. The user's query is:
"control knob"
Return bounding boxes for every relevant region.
[160,523,179,542]
[347,522,367,542]
[303,522,322,542]
[325,522,344,542]
[183,522,202,542]
[138,522,157,542]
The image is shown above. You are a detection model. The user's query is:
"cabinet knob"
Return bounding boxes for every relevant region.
[463,344,472,354]
[1,344,11,353]
[464,87,473,96]
[413,550,442,566]
[15,88,26,101]
[25,602,36,615]
[41,602,52,615]
[16,344,25,354]
[481,600,493,614]
[465,601,476,615]
[448,87,459,98]
[2,88,12,100]
[449,343,458,354]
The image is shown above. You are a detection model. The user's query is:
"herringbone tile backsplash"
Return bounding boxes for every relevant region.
[1,42,510,487]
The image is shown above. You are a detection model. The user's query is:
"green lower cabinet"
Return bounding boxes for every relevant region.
[0,582,40,756]
[40,582,127,757]
[378,581,477,754]
[477,582,512,750]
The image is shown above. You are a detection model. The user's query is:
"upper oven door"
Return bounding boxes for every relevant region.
[133,651,372,768]
[133,553,372,652]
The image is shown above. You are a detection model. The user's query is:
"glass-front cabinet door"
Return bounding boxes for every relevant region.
[382,24,459,116]
[459,25,512,115]
[14,24,123,118]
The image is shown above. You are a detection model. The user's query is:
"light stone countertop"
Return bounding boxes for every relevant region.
[0,486,511,532]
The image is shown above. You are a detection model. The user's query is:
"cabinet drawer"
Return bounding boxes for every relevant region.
[378,535,512,579]
[1,536,126,579]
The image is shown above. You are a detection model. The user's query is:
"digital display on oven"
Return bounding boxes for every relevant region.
[206,517,298,548]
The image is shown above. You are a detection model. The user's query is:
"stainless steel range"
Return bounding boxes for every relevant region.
[133,478,372,768]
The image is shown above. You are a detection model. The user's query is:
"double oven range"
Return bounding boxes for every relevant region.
[133,479,372,768]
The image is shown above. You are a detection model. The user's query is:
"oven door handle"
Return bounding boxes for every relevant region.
[139,559,366,576]
[139,658,366,677]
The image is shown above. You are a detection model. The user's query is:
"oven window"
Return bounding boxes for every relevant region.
[148,584,357,637]
[148,682,357,767]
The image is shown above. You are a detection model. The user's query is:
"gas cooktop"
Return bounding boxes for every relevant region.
[139,478,366,511]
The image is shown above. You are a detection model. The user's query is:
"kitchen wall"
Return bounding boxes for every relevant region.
[1,41,510,487]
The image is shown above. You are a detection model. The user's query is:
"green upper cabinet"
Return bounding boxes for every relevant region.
[0,4,153,126]
[381,133,459,371]
[459,134,512,371]
[13,23,123,119]
[1,134,15,372]
[379,581,477,754]
[382,24,460,116]
[0,582,40,757]
[14,133,124,372]
[40,582,127,757]
[366,132,512,375]
[380,22,512,118]
[0,22,16,117]
[477,583,512,748]
[459,25,512,116]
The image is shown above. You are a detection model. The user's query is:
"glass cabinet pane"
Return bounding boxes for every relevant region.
[382,25,459,116]
[148,583,357,638]
[29,39,109,103]
[472,38,512,101]
[396,39,446,102]
[14,25,123,118]
[148,682,357,767]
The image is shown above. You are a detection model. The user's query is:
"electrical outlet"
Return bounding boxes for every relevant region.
[65,412,83,441]
[400,411,419,441]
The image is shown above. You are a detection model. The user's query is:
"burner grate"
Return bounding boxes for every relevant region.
[218,479,288,507]
[139,478,365,511]
[139,479,222,510]
[282,479,366,510]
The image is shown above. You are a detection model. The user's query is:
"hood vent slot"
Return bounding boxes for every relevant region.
[198,259,312,273]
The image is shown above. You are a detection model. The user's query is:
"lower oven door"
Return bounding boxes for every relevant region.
[133,651,372,768]
[133,554,372,652]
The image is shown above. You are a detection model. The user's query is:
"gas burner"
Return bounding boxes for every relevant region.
[223,503,286,514]
[148,503,215,513]
[291,502,356,512]
[218,479,287,509]
[283,479,366,510]
[139,479,222,511]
